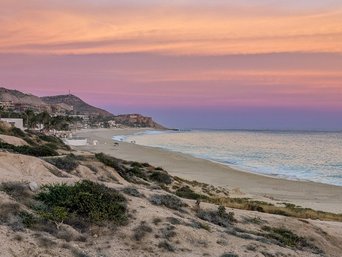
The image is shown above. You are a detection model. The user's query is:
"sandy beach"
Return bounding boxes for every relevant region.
[74,128,342,213]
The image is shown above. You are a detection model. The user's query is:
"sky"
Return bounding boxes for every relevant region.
[0,0,341,130]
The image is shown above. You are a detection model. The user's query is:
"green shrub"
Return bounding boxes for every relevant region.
[37,134,70,150]
[46,155,79,172]
[39,206,69,229]
[96,153,148,181]
[19,211,37,228]
[0,141,58,157]
[7,127,36,145]
[36,180,127,225]
[10,127,26,138]
[131,162,143,168]
[95,153,127,176]
[149,194,187,211]
[127,167,146,179]
[149,171,172,185]
[175,186,207,200]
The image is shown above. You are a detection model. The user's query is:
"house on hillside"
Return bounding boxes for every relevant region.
[0,118,24,130]
[0,101,14,111]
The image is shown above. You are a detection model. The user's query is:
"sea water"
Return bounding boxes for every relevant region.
[114,130,342,186]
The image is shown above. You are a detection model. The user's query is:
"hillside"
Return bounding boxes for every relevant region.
[114,114,165,129]
[1,87,165,128]
[0,87,50,110]
[41,94,113,117]
[0,129,341,257]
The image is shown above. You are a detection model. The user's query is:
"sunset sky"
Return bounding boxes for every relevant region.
[0,0,341,129]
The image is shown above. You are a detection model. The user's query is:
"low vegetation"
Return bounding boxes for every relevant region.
[0,141,58,157]
[36,133,71,151]
[149,194,187,211]
[197,206,236,228]
[220,254,239,257]
[36,180,127,225]
[96,152,172,185]
[45,154,79,172]
[260,226,322,253]
[175,186,207,200]
[132,222,153,241]
[0,181,32,201]
[149,171,172,185]
[205,196,342,222]
[122,187,143,197]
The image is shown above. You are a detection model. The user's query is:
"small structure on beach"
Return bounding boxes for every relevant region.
[63,137,87,146]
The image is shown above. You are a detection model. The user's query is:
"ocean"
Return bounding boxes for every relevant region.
[113,130,342,186]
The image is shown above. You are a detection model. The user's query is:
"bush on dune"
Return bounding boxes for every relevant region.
[149,171,172,185]
[149,194,187,211]
[197,205,236,228]
[175,186,207,200]
[45,154,79,172]
[36,180,127,225]
[0,141,58,157]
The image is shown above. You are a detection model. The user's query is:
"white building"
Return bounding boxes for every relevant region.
[0,118,24,130]
[63,137,88,146]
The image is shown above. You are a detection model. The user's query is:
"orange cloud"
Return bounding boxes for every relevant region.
[0,3,342,55]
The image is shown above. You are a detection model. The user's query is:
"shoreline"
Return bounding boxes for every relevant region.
[74,128,342,213]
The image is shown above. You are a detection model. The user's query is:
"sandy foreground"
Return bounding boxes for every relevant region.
[74,128,342,213]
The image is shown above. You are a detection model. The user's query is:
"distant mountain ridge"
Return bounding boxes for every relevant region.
[41,94,113,117]
[0,87,48,107]
[0,87,165,129]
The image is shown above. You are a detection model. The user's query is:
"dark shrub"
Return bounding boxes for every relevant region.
[19,211,37,228]
[127,167,146,179]
[175,186,207,200]
[220,254,239,257]
[96,153,149,181]
[197,206,236,228]
[0,141,58,157]
[37,180,127,225]
[158,240,175,252]
[133,222,153,241]
[122,187,142,197]
[46,155,79,172]
[149,171,172,185]
[0,182,31,201]
[0,203,21,223]
[149,194,187,211]
[95,153,128,178]
[37,134,70,150]
[131,162,143,168]
[10,127,26,138]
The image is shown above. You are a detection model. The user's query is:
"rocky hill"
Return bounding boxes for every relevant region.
[41,94,113,117]
[0,87,50,111]
[114,114,165,129]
